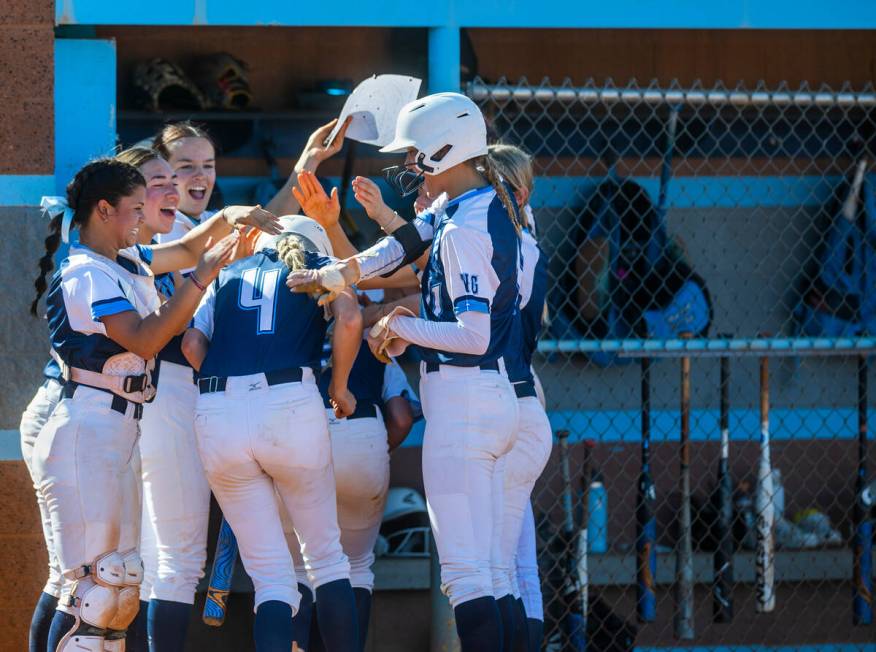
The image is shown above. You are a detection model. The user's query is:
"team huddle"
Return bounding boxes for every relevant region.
[23,92,552,652]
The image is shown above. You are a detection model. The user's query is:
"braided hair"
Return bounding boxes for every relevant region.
[30,158,145,316]
[487,144,534,230]
[475,155,522,236]
[276,234,310,272]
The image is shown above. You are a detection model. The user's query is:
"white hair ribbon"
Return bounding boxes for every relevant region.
[40,196,76,244]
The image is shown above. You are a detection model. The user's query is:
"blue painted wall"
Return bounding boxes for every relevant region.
[55,0,876,29]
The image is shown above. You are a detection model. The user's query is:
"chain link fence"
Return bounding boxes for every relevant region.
[466,78,876,650]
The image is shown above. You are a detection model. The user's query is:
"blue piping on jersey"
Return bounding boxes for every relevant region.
[90,297,135,319]
[446,184,493,208]
[453,296,490,315]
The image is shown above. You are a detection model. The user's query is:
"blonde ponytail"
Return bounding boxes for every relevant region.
[276,234,308,271]
[477,156,522,236]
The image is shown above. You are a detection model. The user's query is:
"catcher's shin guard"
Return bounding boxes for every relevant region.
[104,550,144,647]
[56,552,126,651]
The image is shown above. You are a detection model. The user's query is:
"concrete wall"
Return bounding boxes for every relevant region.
[0,1,54,174]
[0,207,52,430]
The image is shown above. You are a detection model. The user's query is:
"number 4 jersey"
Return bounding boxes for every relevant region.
[192,248,333,378]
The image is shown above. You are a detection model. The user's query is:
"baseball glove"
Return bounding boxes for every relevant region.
[368,306,416,363]
[191,53,253,111]
[132,59,207,112]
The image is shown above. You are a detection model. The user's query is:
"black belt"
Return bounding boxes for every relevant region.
[328,403,379,420]
[63,382,143,420]
[198,367,306,395]
[514,380,537,399]
[424,360,500,373]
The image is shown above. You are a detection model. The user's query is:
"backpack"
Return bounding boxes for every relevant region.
[552,175,712,366]
[796,167,876,337]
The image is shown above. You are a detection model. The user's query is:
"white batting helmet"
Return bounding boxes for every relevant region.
[258,214,333,257]
[380,92,488,175]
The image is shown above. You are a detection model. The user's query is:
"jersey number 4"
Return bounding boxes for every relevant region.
[238,267,281,334]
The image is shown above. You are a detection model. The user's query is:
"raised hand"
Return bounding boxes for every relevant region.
[195,232,240,283]
[302,116,352,166]
[221,205,282,234]
[352,176,395,227]
[292,171,340,228]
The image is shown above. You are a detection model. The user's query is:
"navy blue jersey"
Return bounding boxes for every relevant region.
[318,344,386,409]
[194,248,332,378]
[417,186,520,368]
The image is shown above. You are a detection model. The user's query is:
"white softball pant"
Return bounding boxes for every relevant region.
[31,386,142,609]
[516,502,543,620]
[493,396,552,599]
[285,409,391,593]
[194,371,350,612]
[420,362,518,608]
[139,361,210,604]
[20,378,64,598]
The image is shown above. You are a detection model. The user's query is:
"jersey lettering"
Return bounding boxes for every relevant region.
[238,267,281,334]
[460,273,479,294]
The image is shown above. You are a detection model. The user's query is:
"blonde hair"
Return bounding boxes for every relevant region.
[276,234,309,271]
[475,155,522,236]
[116,146,162,169]
[488,144,534,229]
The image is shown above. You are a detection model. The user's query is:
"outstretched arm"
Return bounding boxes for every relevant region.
[149,206,280,275]
[327,290,363,418]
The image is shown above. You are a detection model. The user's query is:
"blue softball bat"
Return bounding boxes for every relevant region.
[203,518,238,626]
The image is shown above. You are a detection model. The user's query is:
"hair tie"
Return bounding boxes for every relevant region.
[40,196,76,243]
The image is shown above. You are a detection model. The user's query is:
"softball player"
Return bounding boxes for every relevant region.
[19,356,64,652]
[289,93,524,651]
[28,158,244,652]
[286,344,416,651]
[181,216,362,652]
[488,144,552,651]
[137,124,282,651]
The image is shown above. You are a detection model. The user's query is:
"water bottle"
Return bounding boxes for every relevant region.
[588,470,609,553]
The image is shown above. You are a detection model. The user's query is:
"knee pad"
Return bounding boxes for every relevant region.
[91,551,127,589]
[107,586,141,631]
[121,550,144,587]
[73,577,119,630]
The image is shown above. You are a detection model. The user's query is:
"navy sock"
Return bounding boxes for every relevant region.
[254,600,293,652]
[512,598,529,652]
[291,584,314,650]
[147,599,191,651]
[46,610,76,652]
[526,618,544,652]
[309,600,325,652]
[124,601,149,652]
[29,591,58,652]
[497,594,526,652]
[314,579,359,652]
[353,587,372,650]
[454,596,502,652]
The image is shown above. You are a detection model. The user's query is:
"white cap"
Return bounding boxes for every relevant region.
[379,92,488,175]
[258,215,333,257]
